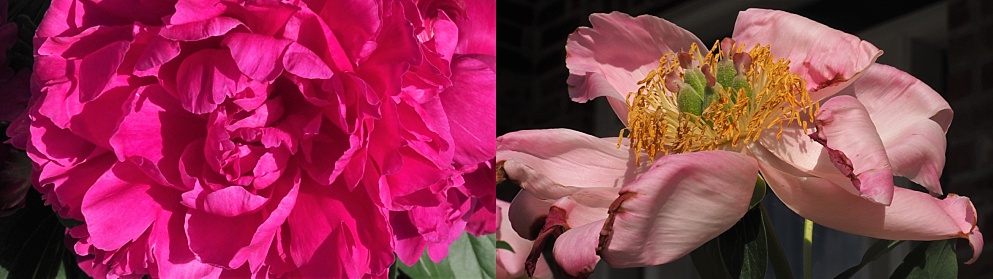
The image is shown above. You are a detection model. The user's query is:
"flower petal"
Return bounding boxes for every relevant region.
[835,64,952,194]
[174,49,241,114]
[566,12,703,123]
[497,129,646,195]
[758,155,983,264]
[497,200,551,279]
[808,95,895,205]
[599,151,758,267]
[731,9,881,99]
[222,33,290,82]
[553,219,605,278]
[81,162,171,251]
[440,54,496,169]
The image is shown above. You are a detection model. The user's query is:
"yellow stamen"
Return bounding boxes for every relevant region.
[626,41,817,163]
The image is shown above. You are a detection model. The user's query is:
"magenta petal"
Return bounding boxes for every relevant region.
[110,85,205,187]
[171,0,228,25]
[200,186,268,217]
[160,16,243,41]
[81,162,170,251]
[440,54,495,169]
[453,0,495,56]
[175,49,241,114]
[599,151,758,267]
[283,42,334,79]
[222,33,290,82]
[759,158,983,264]
[286,179,394,278]
[566,12,703,123]
[78,41,129,102]
[809,95,894,205]
[732,9,881,98]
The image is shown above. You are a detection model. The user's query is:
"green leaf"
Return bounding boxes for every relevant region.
[397,233,496,279]
[761,204,793,279]
[834,239,904,279]
[692,204,768,279]
[496,240,515,253]
[749,178,767,210]
[889,240,957,279]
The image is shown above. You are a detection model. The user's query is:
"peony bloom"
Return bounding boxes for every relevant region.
[497,9,982,277]
[23,0,494,277]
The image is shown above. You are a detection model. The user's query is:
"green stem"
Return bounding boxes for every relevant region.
[803,219,813,279]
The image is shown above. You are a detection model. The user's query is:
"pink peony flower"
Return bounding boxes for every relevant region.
[25,0,494,277]
[497,9,981,277]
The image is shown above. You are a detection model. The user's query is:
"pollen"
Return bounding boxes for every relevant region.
[624,39,818,162]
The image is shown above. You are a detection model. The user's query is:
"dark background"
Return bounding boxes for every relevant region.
[497,0,993,278]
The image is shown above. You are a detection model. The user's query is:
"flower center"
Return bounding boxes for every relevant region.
[625,39,818,161]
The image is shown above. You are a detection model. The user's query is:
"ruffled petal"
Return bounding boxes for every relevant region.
[81,162,171,251]
[835,64,952,194]
[497,129,646,194]
[731,9,881,99]
[757,152,983,264]
[496,200,551,279]
[566,12,703,123]
[440,54,496,169]
[598,151,758,267]
[808,95,894,205]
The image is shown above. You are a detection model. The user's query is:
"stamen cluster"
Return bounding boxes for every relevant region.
[625,39,817,161]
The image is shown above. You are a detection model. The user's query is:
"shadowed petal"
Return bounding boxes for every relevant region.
[566,12,703,124]
[732,9,881,100]
[835,64,952,195]
[497,129,646,195]
[808,95,894,205]
[757,153,983,264]
[598,151,758,267]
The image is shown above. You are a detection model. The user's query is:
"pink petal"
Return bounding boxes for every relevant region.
[758,156,983,264]
[599,151,758,267]
[807,95,895,205]
[81,162,170,251]
[174,49,241,114]
[507,190,554,241]
[497,129,646,194]
[731,9,881,99]
[566,12,703,123]
[496,200,551,279]
[835,64,952,194]
[222,33,290,82]
[440,54,495,169]
[552,220,604,278]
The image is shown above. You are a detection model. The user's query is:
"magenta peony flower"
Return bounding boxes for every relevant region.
[497,10,981,277]
[25,0,494,277]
